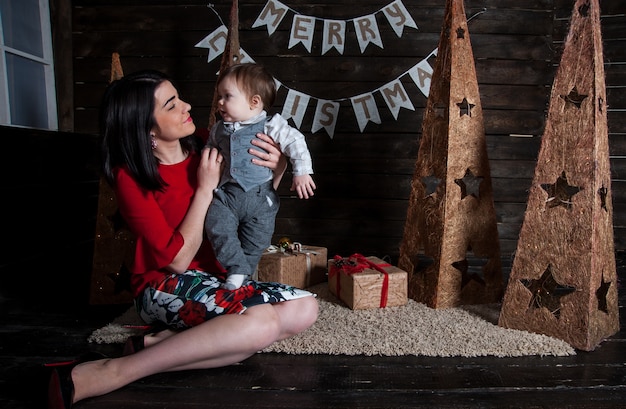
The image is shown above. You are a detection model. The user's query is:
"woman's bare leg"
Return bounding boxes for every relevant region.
[70,297,318,404]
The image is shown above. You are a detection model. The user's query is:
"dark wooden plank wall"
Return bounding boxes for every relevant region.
[64,0,625,276]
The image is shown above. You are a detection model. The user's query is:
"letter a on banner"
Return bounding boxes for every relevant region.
[408,58,435,98]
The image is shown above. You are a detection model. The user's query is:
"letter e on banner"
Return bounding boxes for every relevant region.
[289,15,315,52]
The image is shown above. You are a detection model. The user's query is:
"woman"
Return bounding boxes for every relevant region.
[46,70,319,409]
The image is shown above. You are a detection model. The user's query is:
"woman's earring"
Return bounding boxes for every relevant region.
[151,135,158,150]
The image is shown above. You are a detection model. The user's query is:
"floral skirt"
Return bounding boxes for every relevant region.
[136,270,314,329]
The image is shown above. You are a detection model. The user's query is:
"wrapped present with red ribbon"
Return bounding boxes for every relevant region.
[257,244,328,288]
[328,254,408,310]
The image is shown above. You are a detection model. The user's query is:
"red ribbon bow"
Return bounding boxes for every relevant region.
[330,253,390,308]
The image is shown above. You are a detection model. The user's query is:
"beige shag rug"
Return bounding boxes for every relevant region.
[89,283,575,357]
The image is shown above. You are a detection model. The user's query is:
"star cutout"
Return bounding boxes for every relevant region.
[599,96,604,113]
[596,279,611,314]
[414,254,435,274]
[108,264,133,295]
[578,2,590,17]
[456,27,465,39]
[432,103,446,118]
[598,186,608,211]
[452,256,488,289]
[521,264,576,318]
[421,174,441,197]
[455,168,483,199]
[541,171,582,210]
[560,86,588,108]
[457,98,475,117]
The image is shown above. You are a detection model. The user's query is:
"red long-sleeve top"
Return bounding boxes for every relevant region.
[114,152,224,298]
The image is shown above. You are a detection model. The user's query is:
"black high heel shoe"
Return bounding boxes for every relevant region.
[45,351,107,409]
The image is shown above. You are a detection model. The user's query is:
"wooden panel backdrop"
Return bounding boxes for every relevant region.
[64,0,626,292]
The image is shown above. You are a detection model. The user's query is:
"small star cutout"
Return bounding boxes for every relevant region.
[598,186,608,211]
[541,171,582,210]
[455,168,483,199]
[596,279,611,314]
[560,86,588,108]
[414,254,435,274]
[456,27,465,39]
[598,96,604,114]
[452,256,488,289]
[521,264,576,318]
[578,2,590,17]
[432,103,446,118]
[421,174,441,197]
[457,98,475,117]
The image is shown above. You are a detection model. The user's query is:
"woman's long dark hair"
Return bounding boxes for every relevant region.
[99,69,199,191]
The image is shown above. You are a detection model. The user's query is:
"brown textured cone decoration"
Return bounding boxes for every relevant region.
[498,0,619,351]
[398,0,503,309]
[208,0,241,131]
[89,53,136,304]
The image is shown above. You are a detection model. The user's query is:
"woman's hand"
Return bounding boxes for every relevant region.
[197,147,223,196]
[250,133,288,189]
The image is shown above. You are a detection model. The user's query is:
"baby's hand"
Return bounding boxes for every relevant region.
[291,174,316,199]
[222,274,245,290]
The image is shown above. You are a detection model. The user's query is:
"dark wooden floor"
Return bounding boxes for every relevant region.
[2,258,626,409]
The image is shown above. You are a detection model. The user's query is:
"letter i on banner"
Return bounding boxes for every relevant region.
[282,89,310,128]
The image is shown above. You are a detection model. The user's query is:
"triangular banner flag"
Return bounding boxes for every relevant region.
[252,0,289,35]
[354,14,383,52]
[351,92,381,132]
[383,0,418,37]
[282,89,310,128]
[289,14,316,52]
[312,99,340,138]
[380,79,415,119]
[322,19,346,55]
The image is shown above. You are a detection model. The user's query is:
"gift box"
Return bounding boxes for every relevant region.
[328,254,408,310]
[257,245,328,288]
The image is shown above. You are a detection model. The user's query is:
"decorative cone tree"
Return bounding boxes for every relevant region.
[90,52,135,304]
[498,0,619,351]
[398,0,503,309]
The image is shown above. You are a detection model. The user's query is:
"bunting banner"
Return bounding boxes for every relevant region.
[252,0,417,54]
[195,1,433,138]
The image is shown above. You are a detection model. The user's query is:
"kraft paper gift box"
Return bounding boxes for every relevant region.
[257,245,328,288]
[328,254,408,310]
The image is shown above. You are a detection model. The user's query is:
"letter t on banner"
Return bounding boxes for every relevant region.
[351,93,381,132]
